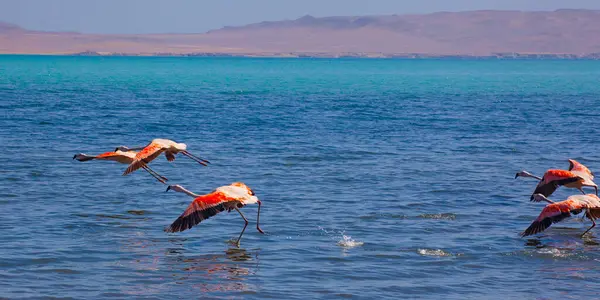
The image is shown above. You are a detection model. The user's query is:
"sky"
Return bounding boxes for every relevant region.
[1,0,600,34]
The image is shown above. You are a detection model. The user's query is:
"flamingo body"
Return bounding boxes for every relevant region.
[122,138,209,176]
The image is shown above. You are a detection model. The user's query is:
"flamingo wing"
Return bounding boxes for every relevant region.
[530,170,582,200]
[568,159,594,180]
[521,198,586,237]
[123,142,165,175]
[165,191,238,233]
[165,151,176,162]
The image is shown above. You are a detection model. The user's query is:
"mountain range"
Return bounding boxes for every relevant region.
[2,9,600,57]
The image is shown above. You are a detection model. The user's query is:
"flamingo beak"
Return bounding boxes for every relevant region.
[72,155,76,160]
[515,173,519,179]
[166,186,172,192]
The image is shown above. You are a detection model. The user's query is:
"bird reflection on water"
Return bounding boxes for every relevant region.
[117,234,260,296]
[167,246,260,293]
[523,228,599,250]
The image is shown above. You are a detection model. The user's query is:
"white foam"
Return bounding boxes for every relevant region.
[536,248,572,258]
[417,248,452,257]
[337,234,364,248]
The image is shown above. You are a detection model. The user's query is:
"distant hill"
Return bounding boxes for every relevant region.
[0,21,23,33]
[2,9,600,57]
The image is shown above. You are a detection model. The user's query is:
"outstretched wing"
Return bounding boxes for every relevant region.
[123,142,165,175]
[530,170,582,200]
[165,191,238,233]
[569,159,594,180]
[521,199,587,237]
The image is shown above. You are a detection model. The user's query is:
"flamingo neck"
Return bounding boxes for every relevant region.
[521,172,543,181]
[530,174,543,181]
[178,187,201,198]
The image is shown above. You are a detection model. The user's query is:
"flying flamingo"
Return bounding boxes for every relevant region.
[118,139,210,177]
[73,150,168,184]
[515,159,597,200]
[164,182,265,247]
[521,193,600,237]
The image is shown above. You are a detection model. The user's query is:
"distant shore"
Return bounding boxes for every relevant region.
[4,10,600,59]
[3,51,600,60]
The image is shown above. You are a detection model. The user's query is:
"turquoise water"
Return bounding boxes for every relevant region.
[2,56,600,299]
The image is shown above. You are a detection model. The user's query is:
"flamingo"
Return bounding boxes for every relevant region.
[164,183,265,247]
[73,150,168,184]
[515,159,597,201]
[119,139,210,177]
[521,193,600,237]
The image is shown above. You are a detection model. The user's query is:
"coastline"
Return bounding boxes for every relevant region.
[2,51,600,60]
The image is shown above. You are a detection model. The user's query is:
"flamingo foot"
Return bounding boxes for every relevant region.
[257,226,265,234]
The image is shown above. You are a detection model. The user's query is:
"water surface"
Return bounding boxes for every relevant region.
[1,56,600,299]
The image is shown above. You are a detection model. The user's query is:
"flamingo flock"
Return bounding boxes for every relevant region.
[74,139,599,246]
[516,159,600,237]
[74,138,264,246]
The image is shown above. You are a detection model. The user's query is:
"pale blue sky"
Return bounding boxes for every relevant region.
[1,0,599,34]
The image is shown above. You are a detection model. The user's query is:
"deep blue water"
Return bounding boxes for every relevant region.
[2,56,600,299]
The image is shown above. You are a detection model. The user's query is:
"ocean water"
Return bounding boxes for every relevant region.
[1,56,600,299]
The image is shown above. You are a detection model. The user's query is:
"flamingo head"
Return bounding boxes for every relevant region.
[515,170,535,179]
[531,193,551,203]
[166,184,185,193]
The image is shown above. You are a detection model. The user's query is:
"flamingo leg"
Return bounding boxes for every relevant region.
[585,184,599,196]
[234,207,249,247]
[578,188,586,195]
[582,213,596,237]
[181,150,210,166]
[256,200,265,234]
[142,164,168,181]
[141,165,167,184]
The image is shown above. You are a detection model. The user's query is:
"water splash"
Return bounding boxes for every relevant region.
[535,248,574,258]
[337,234,364,248]
[418,213,456,220]
[417,248,452,257]
[318,227,364,248]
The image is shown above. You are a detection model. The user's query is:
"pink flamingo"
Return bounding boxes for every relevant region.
[522,193,600,237]
[515,159,597,200]
[164,182,265,247]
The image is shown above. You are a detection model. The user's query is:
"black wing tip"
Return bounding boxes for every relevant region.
[521,212,572,238]
[163,203,227,235]
[521,221,543,237]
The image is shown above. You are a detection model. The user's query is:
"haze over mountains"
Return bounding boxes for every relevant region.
[2,9,600,57]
